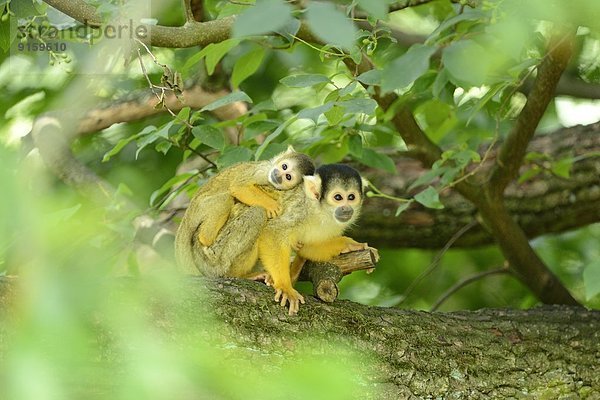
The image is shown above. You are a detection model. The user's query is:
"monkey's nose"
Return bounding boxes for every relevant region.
[335,206,353,222]
[270,169,283,184]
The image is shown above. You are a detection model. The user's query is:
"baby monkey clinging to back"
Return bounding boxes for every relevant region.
[175,146,315,269]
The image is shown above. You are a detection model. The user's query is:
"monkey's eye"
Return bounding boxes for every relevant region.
[282,163,288,170]
[348,194,356,201]
[334,194,343,201]
[286,174,292,181]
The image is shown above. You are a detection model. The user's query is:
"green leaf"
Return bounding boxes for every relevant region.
[442,40,495,87]
[280,74,331,88]
[150,172,197,207]
[306,2,357,49]
[325,105,345,126]
[200,91,252,112]
[337,98,378,115]
[518,167,542,184]
[348,135,363,157]
[155,141,172,155]
[0,15,17,52]
[408,167,449,191]
[191,125,225,150]
[551,157,573,179]
[395,201,412,217]
[217,146,254,169]
[356,70,382,86]
[355,148,396,174]
[254,117,296,160]
[102,127,155,162]
[583,259,600,300]
[297,102,334,123]
[197,38,240,75]
[231,46,265,88]
[357,0,390,19]
[381,44,436,92]
[414,186,444,209]
[233,0,292,37]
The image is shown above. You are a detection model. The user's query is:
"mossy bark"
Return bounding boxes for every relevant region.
[1,277,597,399]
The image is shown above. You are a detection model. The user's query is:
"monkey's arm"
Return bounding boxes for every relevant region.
[297,236,367,262]
[230,185,281,218]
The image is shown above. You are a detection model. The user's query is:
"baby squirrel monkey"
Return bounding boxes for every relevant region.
[257,164,368,315]
[177,145,315,257]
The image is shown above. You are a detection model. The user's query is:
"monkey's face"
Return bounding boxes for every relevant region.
[325,185,362,224]
[268,152,315,191]
[268,158,305,190]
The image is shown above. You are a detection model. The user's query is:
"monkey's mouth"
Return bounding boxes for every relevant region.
[269,169,283,185]
[335,208,353,223]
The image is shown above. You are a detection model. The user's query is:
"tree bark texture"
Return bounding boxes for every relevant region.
[1,277,597,399]
[355,123,600,248]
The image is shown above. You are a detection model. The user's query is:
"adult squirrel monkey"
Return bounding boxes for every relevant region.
[257,164,368,315]
[175,146,315,271]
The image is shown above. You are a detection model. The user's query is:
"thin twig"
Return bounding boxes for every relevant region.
[398,219,478,304]
[430,266,511,311]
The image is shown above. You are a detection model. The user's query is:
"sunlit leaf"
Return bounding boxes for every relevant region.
[231,46,266,88]
[280,74,330,88]
[196,39,241,75]
[551,157,573,179]
[306,2,357,49]
[233,0,293,37]
[297,102,334,123]
[325,105,345,126]
[200,91,252,112]
[381,44,436,92]
[357,0,390,19]
[414,186,444,209]
[583,259,600,300]
[217,146,253,169]
[191,125,225,150]
[355,148,396,174]
[356,70,382,86]
[337,98,377,115]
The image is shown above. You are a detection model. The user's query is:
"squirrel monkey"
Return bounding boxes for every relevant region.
[175,163,367,316]
[175,146,315,270]
[257,164,367,315]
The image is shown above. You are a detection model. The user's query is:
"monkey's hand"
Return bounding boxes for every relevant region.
[264,203,282,219]
[340,237,368,254]
[274,287,305,316]
[292,241,304,252]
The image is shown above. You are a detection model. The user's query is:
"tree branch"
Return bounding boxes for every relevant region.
[489,33,575,198]
[1,277,598,398]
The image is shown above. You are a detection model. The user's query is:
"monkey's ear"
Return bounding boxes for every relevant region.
[303,175,322,201]
[361,177,370,193]
[286,144,296,153]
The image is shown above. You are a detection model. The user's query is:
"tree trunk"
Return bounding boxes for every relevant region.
[1,277,597,398]
[355,123,600,248]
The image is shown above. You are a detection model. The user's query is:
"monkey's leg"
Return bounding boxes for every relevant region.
[195,204,266,277]
[230,184,281,218]
[298,236,367,262]
[258,234,305,315]
[197,194,234,247]
[290,256,307,285]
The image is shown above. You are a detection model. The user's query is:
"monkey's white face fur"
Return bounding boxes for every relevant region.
[303,175,362,226]
[268,156,304,190]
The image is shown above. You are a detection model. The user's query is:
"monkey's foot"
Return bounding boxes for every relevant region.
[198,231,216,247]
[274,287,305,316]
[341,241,368,253]
[247,272,274,286]
[292,241,304,252]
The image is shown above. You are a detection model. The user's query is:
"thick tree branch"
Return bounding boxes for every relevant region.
[354,123,600,248]
[489,33,575,198]
[1,277,598,398]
